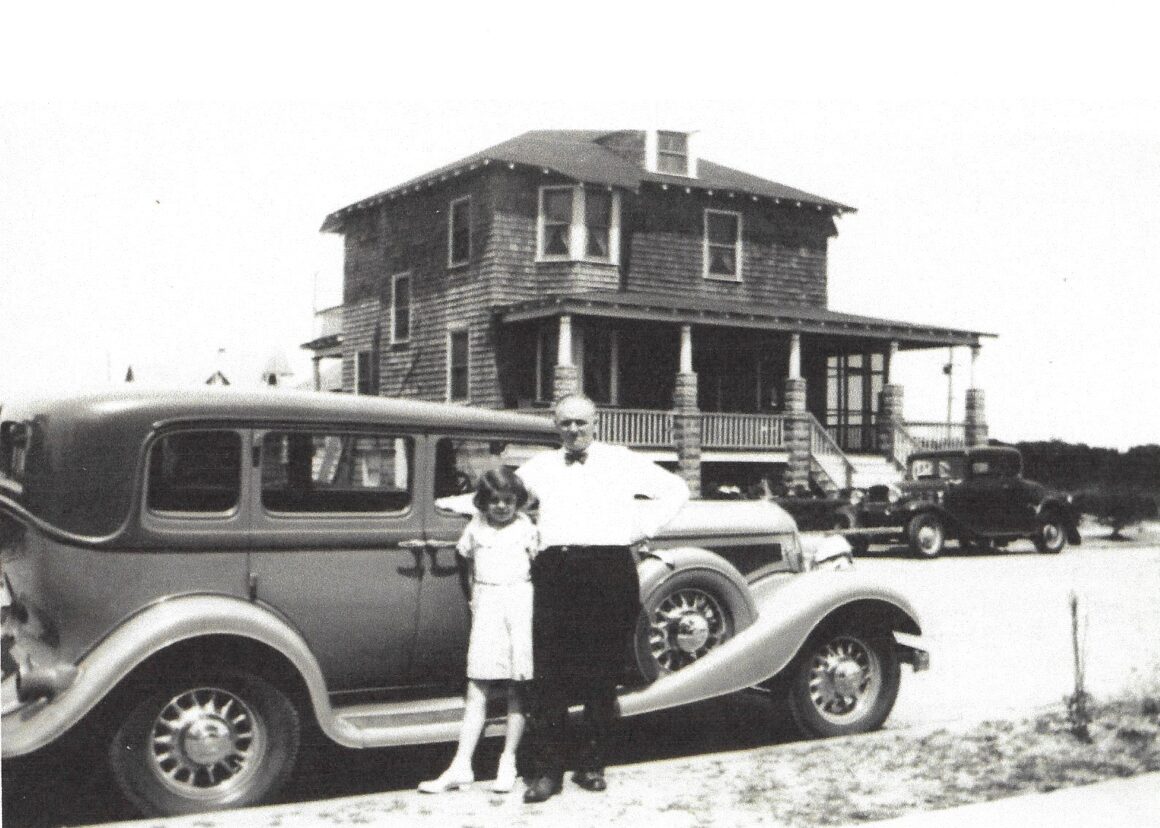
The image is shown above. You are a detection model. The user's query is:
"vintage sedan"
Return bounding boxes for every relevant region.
[857,446,1081,558]
[1,390,928,816]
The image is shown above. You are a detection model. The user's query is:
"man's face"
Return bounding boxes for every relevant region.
[555,397,596,453]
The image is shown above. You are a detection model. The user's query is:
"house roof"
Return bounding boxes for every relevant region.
[495,290,993,349]
[320,130,854,232]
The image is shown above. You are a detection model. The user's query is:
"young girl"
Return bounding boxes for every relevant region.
[418,467,538,794]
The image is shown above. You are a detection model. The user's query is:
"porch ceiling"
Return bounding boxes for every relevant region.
[495,291,993,349]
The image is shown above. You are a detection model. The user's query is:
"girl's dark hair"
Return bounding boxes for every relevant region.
[472,467,529,512]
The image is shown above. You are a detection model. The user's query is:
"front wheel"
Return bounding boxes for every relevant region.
[1033,515,1068,554]
[633,569,754,682]
[906,513,945,558]
[109,670,300,817]
[786,628,900,738]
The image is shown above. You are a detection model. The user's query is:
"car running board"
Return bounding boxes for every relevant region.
[329,695,518,748]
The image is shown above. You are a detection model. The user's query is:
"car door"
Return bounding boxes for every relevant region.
[947,456,1018,534]
[248,427,425,693]
[409,434,556,687]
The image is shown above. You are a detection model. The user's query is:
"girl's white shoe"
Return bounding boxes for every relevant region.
[492,753,518,793]
[417,768,475,793]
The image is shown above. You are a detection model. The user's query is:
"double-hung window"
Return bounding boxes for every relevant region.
[448,196,471,267]
[704,209,742,280]
[537,185,620,263]
[447,328,469,402]
[657,131,689,175]
[391,272,411,344]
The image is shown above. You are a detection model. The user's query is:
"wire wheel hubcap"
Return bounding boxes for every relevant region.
[649,588,728,672]
[807,636,881,722]
[148,686,265,798]
[917,522,942,553]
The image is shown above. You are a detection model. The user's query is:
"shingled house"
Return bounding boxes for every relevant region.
[308,130,992,496]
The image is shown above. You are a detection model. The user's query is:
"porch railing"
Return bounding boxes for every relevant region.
[905,421,967,451]
[890,422,918,469]
[807,414,855,489]
[702,412,787,449]
[595,408,674,448]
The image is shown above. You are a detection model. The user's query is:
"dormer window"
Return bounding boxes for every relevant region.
[646,130,697,177]
[537,185,621,264]
[657,131,689,175]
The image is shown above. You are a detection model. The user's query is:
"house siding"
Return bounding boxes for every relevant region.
[624,187,831,307]
[336,161,835,405]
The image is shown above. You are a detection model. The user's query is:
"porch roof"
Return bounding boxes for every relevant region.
[494,291,994,349]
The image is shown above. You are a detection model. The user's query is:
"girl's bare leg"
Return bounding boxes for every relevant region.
[493,682,525,791]
[417,680,488,792]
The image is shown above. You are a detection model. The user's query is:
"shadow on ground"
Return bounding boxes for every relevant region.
[2,691,801,827]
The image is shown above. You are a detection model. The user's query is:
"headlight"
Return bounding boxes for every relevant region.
[887,485,902,504]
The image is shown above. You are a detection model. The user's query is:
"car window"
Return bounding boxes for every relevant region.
[261,431,412,513]
[433,437,556,499]
[147,430,243,513]
[909,456,964,481]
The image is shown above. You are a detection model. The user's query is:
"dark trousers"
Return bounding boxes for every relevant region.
[525,545,640,780]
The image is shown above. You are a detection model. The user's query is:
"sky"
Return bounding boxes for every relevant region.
[1,4,1158,451]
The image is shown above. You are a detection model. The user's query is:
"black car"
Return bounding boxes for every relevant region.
[857,446,1081,558]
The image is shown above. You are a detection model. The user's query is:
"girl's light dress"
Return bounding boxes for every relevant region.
[456,512,539,681]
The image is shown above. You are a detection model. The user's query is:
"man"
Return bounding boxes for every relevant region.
[516,393,689,803]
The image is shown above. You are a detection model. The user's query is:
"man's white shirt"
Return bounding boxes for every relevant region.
[516,442,690,548]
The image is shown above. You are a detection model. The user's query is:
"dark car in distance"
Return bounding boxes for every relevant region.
[856,446,1081,558]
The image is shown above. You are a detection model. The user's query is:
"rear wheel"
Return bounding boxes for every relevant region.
[786,627,900,738]
[1033,514,1068,554]
[109,670,300,816]
[906,513,945,558]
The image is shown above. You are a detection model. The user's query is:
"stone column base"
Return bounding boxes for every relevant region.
[782,378,810,494]
[965,387,988,447]
[673,372,701,498]
[552,365,580,404]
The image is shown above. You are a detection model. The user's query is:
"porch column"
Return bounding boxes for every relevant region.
[875,340,904,460]
[782,375,810,494]
[788,333,801,379]
[673,323,702,498]
[878,382,906,463]
[552,314,580,402]
[965,345,988,446]
[311,356,322,392]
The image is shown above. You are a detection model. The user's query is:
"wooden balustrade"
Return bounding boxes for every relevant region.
[595,408,674,447]
[701,412,787,449]
[904,421,967,451]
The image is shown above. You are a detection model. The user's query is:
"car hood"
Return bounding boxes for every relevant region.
[655,499,797,540]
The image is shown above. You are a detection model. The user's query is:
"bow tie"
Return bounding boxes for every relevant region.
[564,450,588,466]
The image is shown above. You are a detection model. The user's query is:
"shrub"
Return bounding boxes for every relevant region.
[1072,488,1159,539]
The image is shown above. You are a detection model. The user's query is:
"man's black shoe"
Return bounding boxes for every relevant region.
[572,770,607,792]
[523,775,562,803]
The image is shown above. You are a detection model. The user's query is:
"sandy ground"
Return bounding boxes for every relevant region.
[79,524,1160,828]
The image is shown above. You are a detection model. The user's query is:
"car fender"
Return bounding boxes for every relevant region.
[617,567,922,719]
[2,594,347,757]
[636,545,758,630]
[1036,498,1083,545]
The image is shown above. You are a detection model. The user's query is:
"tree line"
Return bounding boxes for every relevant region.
[1005,440,1160,535]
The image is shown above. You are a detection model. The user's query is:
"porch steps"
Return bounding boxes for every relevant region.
[847,453,903,490]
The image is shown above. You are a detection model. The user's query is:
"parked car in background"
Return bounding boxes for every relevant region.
[856,446,1081,558]
[2,390,928,817]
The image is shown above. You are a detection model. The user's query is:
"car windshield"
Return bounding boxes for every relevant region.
[908,456,965,481]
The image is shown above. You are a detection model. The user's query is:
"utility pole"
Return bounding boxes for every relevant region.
[944,347,954,427]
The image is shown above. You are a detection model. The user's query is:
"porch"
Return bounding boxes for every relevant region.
[496,291,991,496]
[594,407,970,488]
